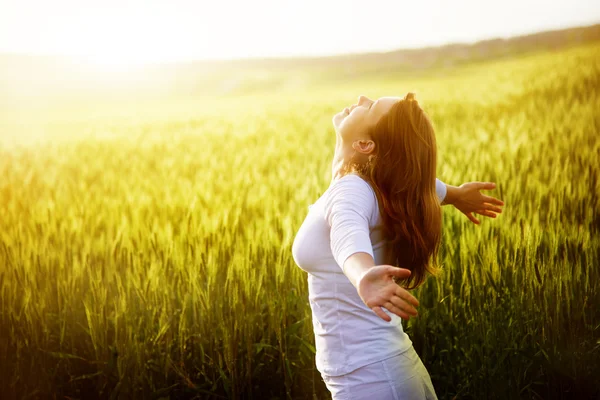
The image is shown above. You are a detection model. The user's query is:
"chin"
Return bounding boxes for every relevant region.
[332,110,347,130]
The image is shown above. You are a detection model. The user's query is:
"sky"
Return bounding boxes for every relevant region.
[1,0,599,66]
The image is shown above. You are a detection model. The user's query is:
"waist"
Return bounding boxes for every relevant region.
[308,276,412,376]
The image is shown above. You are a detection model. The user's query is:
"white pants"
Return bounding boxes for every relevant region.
[320,346,438,400]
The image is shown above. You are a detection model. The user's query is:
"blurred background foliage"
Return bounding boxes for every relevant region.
[0,24,599,399]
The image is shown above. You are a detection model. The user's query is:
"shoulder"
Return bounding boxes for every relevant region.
[325,174,377,218]
[329,173,375,196]
[331,174,375,194]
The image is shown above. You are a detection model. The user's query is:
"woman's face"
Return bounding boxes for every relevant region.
[333,95,400,142]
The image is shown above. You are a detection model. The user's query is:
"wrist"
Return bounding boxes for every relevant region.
[442,184,460,206]
[355,269,369,288]
[343,252,375,288]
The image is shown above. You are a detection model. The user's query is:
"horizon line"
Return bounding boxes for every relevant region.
[1,21,599,67]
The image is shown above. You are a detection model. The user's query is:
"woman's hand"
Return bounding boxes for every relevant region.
[356,265,419,322]
[444,182,505,225]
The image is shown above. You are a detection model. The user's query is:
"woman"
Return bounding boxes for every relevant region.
[292,93,504,399]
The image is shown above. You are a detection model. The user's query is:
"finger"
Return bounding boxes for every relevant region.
[372,306,392,322]
[482,195,504,206]
[395,287,420,307]
[388,297,418,317]
[484,203,503,213]
[474,182,496,191]
[383,303,413,320]
[463,211,480,225]
[386,266,411,279]
[475,210,497,219]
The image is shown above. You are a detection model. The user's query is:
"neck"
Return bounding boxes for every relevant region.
[331,138,345,185]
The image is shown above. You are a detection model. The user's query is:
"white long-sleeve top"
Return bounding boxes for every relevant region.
[292,174,446,376]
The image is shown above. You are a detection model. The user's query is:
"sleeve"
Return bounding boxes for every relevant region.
[436,178,447,203]
[324,175,376,272]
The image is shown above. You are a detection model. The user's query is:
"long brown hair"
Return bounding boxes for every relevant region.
[341,92,442,289]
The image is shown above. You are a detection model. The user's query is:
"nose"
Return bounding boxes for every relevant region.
[357,95,371,106]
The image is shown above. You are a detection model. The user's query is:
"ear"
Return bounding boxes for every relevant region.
[353,139,375,155]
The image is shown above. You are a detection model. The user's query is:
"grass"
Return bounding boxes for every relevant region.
[0,41,599,399]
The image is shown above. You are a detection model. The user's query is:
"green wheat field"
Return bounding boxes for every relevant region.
[1,32,599,399]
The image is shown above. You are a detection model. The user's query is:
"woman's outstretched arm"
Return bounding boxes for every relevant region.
[343,252,419,323]
[440,181,505,224]
[325,174,420,322]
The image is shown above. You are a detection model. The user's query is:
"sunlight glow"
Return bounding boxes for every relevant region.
[0,0,599,69]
